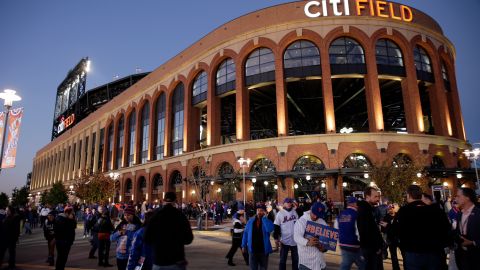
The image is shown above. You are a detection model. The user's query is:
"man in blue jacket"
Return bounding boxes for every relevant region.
[242,204,274,270]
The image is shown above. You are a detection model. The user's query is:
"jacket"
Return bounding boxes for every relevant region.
[127,227,152,270]
[54,213,77,245]
[337,207,360,249]
[43,219,55,240]
[241,215,274,254]
[94,213,114,234]
[356,200,384,250]
[454,205,480,254]
[111,219,141,260]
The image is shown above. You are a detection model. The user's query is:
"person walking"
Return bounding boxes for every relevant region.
[335,196,365,270]
[88,207,100,259]
[293,202,329,270]
[95,205,115,267]
[274,198,299,270]
[0,206,21,270]
[40,205,51,228]
[145,192,193,270]
[226,209,248,266]
[397,185,450,270]
[43,211,56,266]
[453,187,480,270]
[83,207,92,238]
[127,211,154,270]
[241,204,274,270]
[357,187,384,270]
[54,206,77,270]
[111,205,141,270]
[380,205,399,270]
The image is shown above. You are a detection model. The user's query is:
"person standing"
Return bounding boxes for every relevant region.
[43,211,56,266]
[293,202,329,270]
[397,185,450,270]
[111,206,141,270]
[335,196,365,270]
[380,205,399,270]
[226,209,248,266]
[274,198,299,270]
[453,188,480,270]
[83,207,92,238]
[241,205,274,270]
[40,205,51,228]
[95,205,115,267]
[0,206,21,270]
[54,207,77,270]
[145,192,193,270]
[88,207,100,259]
[357,187,384,270]
[127,211,154,270]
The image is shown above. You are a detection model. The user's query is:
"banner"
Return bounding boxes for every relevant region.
[2,108,24,168]
[0,112,5,150]
[304,221,339,251]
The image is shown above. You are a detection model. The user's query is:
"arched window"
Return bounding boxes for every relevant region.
[329,37,366,75]
[250,158,277,174]
[392,153,412,167]
[171,84,184,156]
[216,58,236,95]
[245,47,275,86]
[115,116,124,169]
[293,155,325,171]
[431,156,445,169]
[192,71,208,105]
[106,124,114,171]
[127,110,136,166]
[155,93,166,160]
[284,40,321,78]
[441,62,451,91]
[153,174,163,189]
[376,39,405,76]
[140,102,150,164]
[217,162,235,179]
[343,153,372,169]
[170,171,183,188]
[414,46,434,82]
[125,179,133,194]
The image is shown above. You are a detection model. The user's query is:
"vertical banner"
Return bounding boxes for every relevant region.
[2,108,24,169]
[0,112,5,151]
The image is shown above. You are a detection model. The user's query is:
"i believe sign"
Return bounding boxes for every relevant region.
[304,0,413,22]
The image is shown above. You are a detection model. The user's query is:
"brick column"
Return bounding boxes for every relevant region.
[148,101,156,161]
[236,62,249,141]
[207,72,220,146]
[364,45,384,132]
[326,176,342,203]
[275,56,288,137]
[431,54,450,137]
[402,49,423,134]
[135,108,142,165]
[446,66,466,140]
[320,46,336,133]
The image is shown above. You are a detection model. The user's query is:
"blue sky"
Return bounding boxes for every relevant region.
[0,0,479,194]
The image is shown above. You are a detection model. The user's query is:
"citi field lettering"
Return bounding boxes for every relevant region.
[305,0,413,22]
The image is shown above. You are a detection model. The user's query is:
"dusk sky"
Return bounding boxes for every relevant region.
[0,0,479,195]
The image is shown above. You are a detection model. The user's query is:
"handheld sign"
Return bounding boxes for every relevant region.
[304,221,339,251]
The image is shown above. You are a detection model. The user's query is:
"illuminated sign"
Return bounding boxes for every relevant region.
[305,0,413,22]
[57,114,75,134]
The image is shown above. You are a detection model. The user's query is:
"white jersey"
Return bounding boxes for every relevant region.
[294,211,327,270]
[274,208,298,246]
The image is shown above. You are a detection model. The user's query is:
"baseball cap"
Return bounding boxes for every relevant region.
[310,202,325,218]
[256,203,267,211]
[347,196,357,204]
[283,198,294,204]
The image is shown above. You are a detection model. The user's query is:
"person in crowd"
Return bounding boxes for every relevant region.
[83,207,92,238]
[357,187,384,270]
[266,204,279,252]
[24,207,33,235]
[293,202,329,270]
[43,211,56,266]
[453,187,480,270]
[111,205,141,270]
[88,207,100,259]
[241,204,274,270]
[448,200,460,225]
[380,204,399,270]
[226,208,248,266]
[444,195,453,214]
[195,203,205,230]
[335,196,365,270]
[40,205,51,228]
[0,206,21,270]
[397,185,450,270]
[127,211,154,270]
[274,198,299,270]
[95,205,115,267]
[145,192,193,270]
[54,206,77,270]
[422,193,434,205]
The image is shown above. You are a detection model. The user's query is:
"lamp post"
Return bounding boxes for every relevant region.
[238,157,251,219]
[464,144,480,194]
[109,172,120,203]
[0,89,21,173]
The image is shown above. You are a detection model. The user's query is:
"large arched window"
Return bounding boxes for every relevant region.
[155,93,166,160]
[414,45,434,82]
[115,116,124,169]
[250,158,277,174]
[245,47,275,86]
[441,62,451,91]
[127,110,136,166]
[216,58,236,95]
[192,71,208,105]
[140,102,150,164]
[343,153,372,169]
[169,170,183,190]
[292,155,325,171]
[217,162,235,180]
[284,40,321,78]
[329,37,366,75]
[376,39,405,76]
[431,155,445,169]
[106,124,114,171]
[152,174,163,200]
[392,153,412,167]
[171,84,184,156]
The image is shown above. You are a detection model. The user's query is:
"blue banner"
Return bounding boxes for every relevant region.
[304,221,339,251]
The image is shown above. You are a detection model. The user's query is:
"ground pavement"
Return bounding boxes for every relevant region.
[6,224,398,270]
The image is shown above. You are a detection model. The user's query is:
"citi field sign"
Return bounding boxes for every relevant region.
[304,0,413,22]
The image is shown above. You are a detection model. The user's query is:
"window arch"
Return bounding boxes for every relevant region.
[284,40,321,78]
[392,153,412,167]
[292,155,325,171]
[441,61,451,91]
[216,58,236,96]
[170,171,183,189]
[376,39,405,76]
[245,47,275,86]
[115,116,124,169]
[343,153,372,169]
[217,162,235,179]
[414,45,434,82]
[106,123,114,171]
[140,102,150,164]
[153,174,163,189]
[127,110,136,166]
[171,84,184,156]
[125,179,133,194]
[250,158,277,174]
[192,71,208,105]
[329,37,366,75]
[155,93,166,160]
[431,155,445,169]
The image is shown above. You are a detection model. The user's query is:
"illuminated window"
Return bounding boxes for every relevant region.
[216,58,235,95]
[171,84,184,156]
[128,110,136,166]
[140,102,150,164]
[155,94,166,160]
[192,71,208,104]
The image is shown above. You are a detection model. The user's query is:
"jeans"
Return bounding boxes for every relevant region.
[388,244,400,270]
[404,251,444,270]
[340,247,365,270]
[0,241,16,268]
[279,244,298,270]
[98,239,111,265]
[152,264,186,270]
[89,233,98,257]
[249,253,269,270]
[361,248,383,270]
[55,240,72,270]
[197,216,203,230]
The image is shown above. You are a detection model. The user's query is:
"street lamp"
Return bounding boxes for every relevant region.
[109,172,120,203]
[464,145,480,194]
[0,89,21,173]
[238,157,251,219]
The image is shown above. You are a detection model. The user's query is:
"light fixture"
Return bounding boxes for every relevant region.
[321,182,326,188]
[306,175,311,181]
[249,186,254,191]
[210,180,214,185]
[0,89,22,107]
[364,173,369,179]
[294,184,299,189]
[340,127,353,134]
[191,190,196,195]
[461,184,466,188]
[264,181,268,186]
[370,181,376,187]
[416,172,422,178]
[274,185,278,190]
[69,185,74,190]
[252,178,257,183]
[456,173,462,179]
[217,188,221,192]
[37,192,40,195]
[443,182,449,187]
[342,182,347,187]
[412,181,418,185]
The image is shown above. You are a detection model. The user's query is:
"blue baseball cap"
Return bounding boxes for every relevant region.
[283,198,294,204]
[310,202,325,218]
[347,196,358,204]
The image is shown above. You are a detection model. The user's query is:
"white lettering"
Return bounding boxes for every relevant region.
[322,0,328,16]
[331,0,342,16]
[305,1,321,18]
[344,0,350,15]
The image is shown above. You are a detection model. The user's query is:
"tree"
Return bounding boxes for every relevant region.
[46,182,68,206]
[73,171,114,205]
[39,189,50,206]
[11,186,29,207]
[0,192,9,208]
